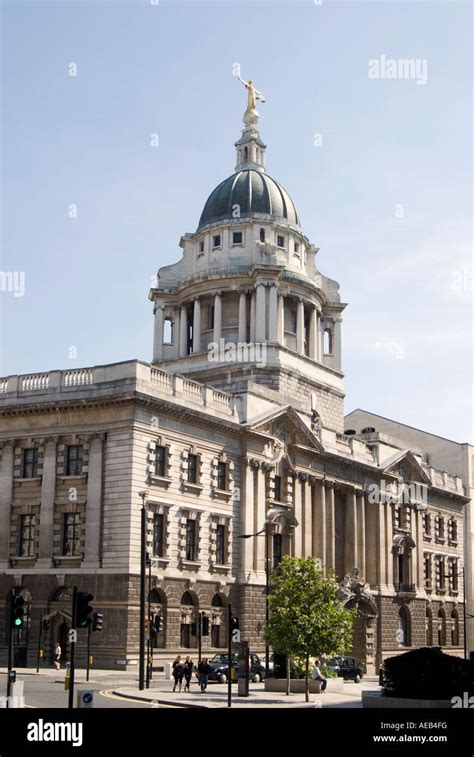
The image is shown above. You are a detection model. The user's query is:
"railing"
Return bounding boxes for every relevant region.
[21,374,49,391]
[63,369,94,387]
[150,368,173,392]
[0,361,236,417]
[183,378,203,402]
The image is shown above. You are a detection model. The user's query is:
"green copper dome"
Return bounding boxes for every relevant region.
[197,169,300,231]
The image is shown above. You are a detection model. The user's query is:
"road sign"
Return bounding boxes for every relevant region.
[77,690,94,708]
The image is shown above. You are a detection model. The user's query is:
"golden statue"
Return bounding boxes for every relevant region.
[237,73,266,125]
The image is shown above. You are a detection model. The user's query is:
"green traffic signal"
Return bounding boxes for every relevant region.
[14,617,23,627]
[12,591,25,629]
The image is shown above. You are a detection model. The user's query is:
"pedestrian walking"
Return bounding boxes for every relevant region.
[312,658,327,692]
[53,643,62,671]
[197,657,211,693]
[172,655,184,692]
[183,656,194,691]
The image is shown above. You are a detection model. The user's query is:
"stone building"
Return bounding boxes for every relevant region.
[0,93,470,672]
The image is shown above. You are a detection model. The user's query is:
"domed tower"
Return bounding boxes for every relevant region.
[149,85,347,432]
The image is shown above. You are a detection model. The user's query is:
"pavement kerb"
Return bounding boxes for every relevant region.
[111,689,207,709]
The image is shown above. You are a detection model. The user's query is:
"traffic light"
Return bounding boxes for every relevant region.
[202,615,210,636]
[92,612,103,632]
[42,617,51,634]
[230,614,240,641]
[11,591,25,629]
[75,592,93,628]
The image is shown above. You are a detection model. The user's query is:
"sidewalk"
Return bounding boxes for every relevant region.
[112,681,379,708]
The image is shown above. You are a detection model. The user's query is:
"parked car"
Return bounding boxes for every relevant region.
[326,656,364,683]
[208,652,266,683]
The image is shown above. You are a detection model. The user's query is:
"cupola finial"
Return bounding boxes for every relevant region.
[234,73,267,173]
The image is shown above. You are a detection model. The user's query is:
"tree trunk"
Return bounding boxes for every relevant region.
[286,656,291,695]
[305,654,310,702]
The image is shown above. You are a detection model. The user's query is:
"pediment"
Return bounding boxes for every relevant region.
[381,449,431,486]
[247,405,324,453]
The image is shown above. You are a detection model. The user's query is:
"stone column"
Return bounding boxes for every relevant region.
[303,478,312,557]
[38,439,57,567]
[0,442,14,568]
[153,304,164,362]
[240,460,256,575]
[173,307,180,357]
[83,436,103,568]
[193,298,201,353]
[319,314,325,357]
[213,293,222,344]
[250,291,256,342]
[309,306,318,359]
[238,292,247,343]
[344,488,358,574]
[294,476,303,558]
[179,304,187,356]
[333,317,342,369]
[325,483,336,572]
[385,502,393,586]
[255,465,266,574]
[357,490,366,578]
[255,284,266,342]
[277,295,285,345]
[312,479,326,567]
[268,285,278,341]
[375,502,387,587]
[415,508,424,589]
[296,299,305,354]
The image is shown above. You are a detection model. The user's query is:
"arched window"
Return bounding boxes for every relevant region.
[451,610,460,646]
[397,606,410,647]
[244,146,248,162]
[211,594,223,607]
[323,329,332,355]
[163,318,173,345]
[426,607,433,646]
[438,609,446,646]
[260,228,265,243]
[180,591,194,606]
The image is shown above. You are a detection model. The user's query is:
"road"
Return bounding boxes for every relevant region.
[0,671,175,709]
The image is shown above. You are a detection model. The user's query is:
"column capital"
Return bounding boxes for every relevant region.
[323,479,334,489]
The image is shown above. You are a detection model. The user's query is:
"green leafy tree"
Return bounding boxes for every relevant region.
[265,556,356,701]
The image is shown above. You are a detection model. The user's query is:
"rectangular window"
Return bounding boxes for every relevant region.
[186,519,197,561]
[217,461,227,491]
[294,242,299,253]
[274,475,282,502]
[232,231,243,245]
[273,533,282,570]
[212,234,221,248]
[187,454,198,484]
[153,514,164,557]
[180,623,191,648]
[66,446,83,476]
[22,448,38,479]
[199,240,204,253]
[216,524,226,565]
[208,305,215,330]
[211,624,220,647]
[277,235,285,248]
[19,514,36,557]
[155,445,166,477]
[63,513,81,556]
[423,512,431,537]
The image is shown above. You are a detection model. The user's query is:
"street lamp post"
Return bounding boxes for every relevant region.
[239,525,270,679]
[138,489,149,691]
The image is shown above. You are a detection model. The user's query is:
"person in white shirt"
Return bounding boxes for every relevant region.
[312,658,327,692]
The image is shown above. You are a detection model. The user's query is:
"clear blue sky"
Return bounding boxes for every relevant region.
[1,0,472,443]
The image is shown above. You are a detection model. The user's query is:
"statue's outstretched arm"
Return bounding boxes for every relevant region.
[237,73,249,88]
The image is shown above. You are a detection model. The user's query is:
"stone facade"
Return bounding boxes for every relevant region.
[0,98,470,672]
